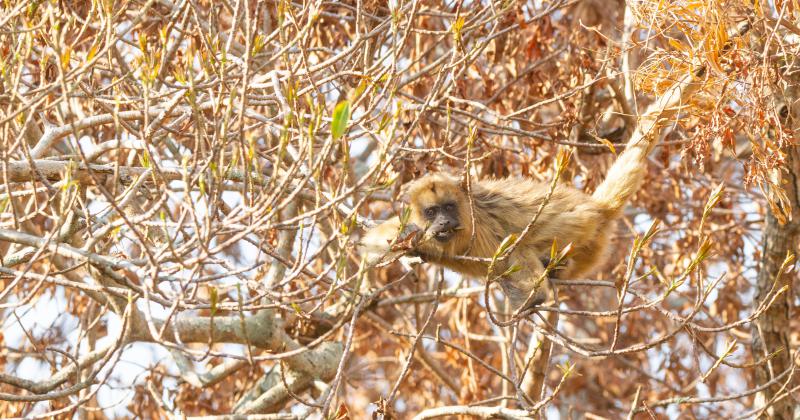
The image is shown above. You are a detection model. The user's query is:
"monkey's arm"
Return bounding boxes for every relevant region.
[360,218,423,265]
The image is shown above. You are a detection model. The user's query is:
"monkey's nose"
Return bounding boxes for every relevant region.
[439,220,458,230]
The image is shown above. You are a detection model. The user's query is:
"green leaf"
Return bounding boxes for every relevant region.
[340,216,357,235]
[138,32,147,52]
[700,183,725,231]
[665,278,685,298]
[685,238,713,273]
[331,100,351,140]
[451,16,465,43]
[780,251,796,274]
[494,233,518,259]
[60,47,71,69]
[641,219,661,244]
[399,206,412,225]
[452,16,465,33]
[139,150,150,168]
[555,147,572,174]
[595,136,617,155]
[209,286,219,316]
[557,360,577,377]
[502,264,522,276]
[378,112,391,132]
[556,242,574,263]
[353,78,369,101]
[87,45,98,62]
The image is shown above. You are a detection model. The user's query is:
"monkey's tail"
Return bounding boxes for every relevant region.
[592,22,752,215]
[591,71,702,215]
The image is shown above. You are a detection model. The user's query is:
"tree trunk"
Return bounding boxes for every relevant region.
[750,119,800,420]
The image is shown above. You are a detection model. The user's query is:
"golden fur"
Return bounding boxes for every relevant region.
[362,172,622,308]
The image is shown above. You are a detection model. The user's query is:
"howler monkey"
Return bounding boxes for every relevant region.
[361,64,714,312]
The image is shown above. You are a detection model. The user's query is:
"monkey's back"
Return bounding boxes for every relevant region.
[471,178,615,279]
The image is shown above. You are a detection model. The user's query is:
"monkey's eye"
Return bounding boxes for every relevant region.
[443,203,455,212]
[424,207,437,218]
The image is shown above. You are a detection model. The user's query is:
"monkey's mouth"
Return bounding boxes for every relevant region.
[433,229,456,242]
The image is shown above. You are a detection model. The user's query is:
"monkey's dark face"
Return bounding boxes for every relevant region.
[404,174,470,248]
[423,201,460,242]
